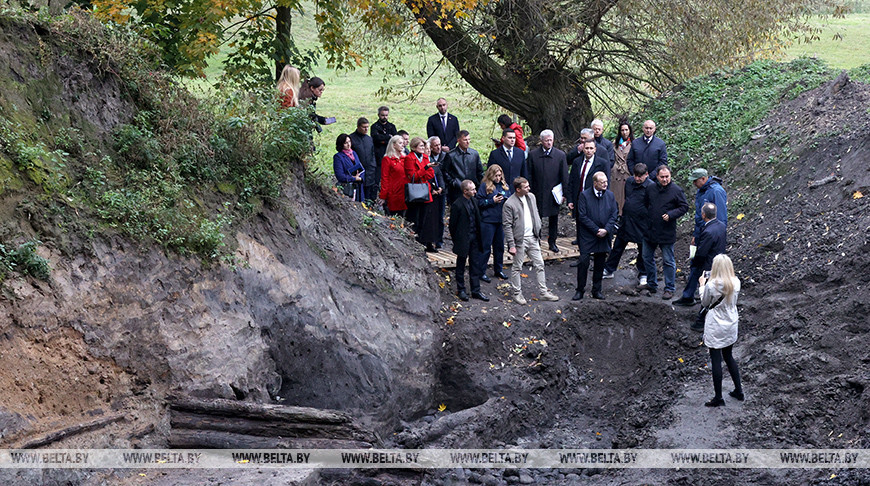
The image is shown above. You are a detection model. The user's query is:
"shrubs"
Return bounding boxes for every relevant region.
[0,241,51,282]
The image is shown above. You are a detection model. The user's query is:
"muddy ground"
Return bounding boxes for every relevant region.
[337,75,870,486]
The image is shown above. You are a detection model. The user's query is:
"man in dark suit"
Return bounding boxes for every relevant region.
[487,129,526,193]
[349,117,376,201]
[444,130,484,205]
[527,129,568,252]
[371,106,397,167]
[573,172,619,300]
[568,140,610,217]
[426,98,461,151]
[626,119,668,177]
[674,202,727,306]
[449,180,488,302]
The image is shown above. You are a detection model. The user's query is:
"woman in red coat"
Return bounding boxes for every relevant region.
[378,135,408,217]
[404,137,437,250]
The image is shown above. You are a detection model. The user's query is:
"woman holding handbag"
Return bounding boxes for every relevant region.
[403,137,437,251]
[699,254,744,407]
[379,135,408,217]
[333,134,365,202]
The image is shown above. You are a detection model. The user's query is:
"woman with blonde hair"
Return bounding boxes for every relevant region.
[699,254,744,407]
[276,65,300,108]
[475,164,510,281]
[379,135,409,217]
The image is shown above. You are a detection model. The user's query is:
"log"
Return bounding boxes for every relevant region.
[168,429,372,449]
[14,413,126,449]
[169,398,351,425]
[170,411,371,441]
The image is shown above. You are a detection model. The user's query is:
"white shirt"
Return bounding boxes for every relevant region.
[521,196,533,237]
[580,157,593,191]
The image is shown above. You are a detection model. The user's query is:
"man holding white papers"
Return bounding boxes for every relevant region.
[527,130,568,252]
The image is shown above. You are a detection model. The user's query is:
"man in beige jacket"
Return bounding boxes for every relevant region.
[502,177,560,304]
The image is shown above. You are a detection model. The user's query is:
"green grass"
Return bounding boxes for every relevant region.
[782,14,870,69]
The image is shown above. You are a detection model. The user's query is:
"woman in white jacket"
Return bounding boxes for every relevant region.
[699,254,744,407]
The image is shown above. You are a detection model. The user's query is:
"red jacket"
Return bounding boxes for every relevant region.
[495,123,527,152]
[403,152,434,203]
[379,155,408,211]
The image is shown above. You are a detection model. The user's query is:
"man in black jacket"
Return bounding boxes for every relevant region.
[626,119,668,177]
[591,118,615,168]
[426,98,461,151]
[639,165,688,299]
[674,202,727,306]
[371,106,397,166]
[349,117,376,201]
[603,163,654,284]
[449,180,488,302]
[527,129,568,252]
[573,172,618,300]
[444,131,484,205]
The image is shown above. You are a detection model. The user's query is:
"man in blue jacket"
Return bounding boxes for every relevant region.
[639,165,688,299]
[674,203,727,306]
[573,172,618,300]
[688,168,728,245]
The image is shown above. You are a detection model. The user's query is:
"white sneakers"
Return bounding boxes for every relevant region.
[602,269,614,279]
[638,275,648,286]
[513,294,527,305]
[540,291,560,301]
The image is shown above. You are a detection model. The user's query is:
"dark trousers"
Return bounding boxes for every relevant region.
[604,235,645,276]
[709,345,742,400]
[435,194,446,245]
[478,222,504,276]
[681,265,704,300]
[547,215,559,247]
[576,252,606,294]
[456,236,482,293]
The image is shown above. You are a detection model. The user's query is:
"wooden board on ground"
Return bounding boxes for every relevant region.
[429,237,581,269]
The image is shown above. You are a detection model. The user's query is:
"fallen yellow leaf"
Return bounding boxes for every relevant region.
[736,213,745,220]
[678,357,684,363]
[854,191,863,199]
[503,321,512,328]
[438,281,445,289]
[520,273,529,278]
[438,403,447,412]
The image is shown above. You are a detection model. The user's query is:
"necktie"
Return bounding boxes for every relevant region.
[545,150,550,157]
[442,115,447,131]
[580,159,590,191]
[596,191,602,198]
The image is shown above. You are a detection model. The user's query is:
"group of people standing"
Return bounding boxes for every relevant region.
[277,75,744,407]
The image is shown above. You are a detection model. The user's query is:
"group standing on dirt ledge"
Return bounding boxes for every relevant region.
[278,66,744,408]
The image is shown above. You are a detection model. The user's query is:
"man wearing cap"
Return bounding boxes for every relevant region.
[673,168,728,305]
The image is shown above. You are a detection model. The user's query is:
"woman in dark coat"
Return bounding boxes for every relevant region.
[475,164,509,280]
[299,76,333,132]
[333,133,364,202]
[378,135,408,217]
[403,137,437,251]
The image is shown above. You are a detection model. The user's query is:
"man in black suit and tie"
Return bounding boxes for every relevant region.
[426,98,461,152]
[527,129,568,253]
[444,131,484,205]
[487,129,526,194]
[449,180,488,302]
[573,171,618,300]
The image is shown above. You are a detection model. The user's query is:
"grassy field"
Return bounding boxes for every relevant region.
[782,13,870,69]
[185,8,868,172]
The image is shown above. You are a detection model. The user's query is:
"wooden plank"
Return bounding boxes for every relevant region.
[429,236,581,269]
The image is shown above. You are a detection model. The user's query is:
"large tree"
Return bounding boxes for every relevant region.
[91,0,843,137]
[400,0,844,139]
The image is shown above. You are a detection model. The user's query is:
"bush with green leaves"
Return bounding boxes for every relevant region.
[0,241,51,282]
[635,58,832,181]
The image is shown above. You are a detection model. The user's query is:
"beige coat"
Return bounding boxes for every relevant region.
[503,192,542,249]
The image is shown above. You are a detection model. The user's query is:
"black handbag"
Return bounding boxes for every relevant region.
[692,293,726,331]
[405,175,430,204]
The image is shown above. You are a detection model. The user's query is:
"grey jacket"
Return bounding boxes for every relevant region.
[503,192,542,248]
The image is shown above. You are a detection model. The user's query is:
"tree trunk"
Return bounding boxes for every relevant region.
[275,6,293,81]
[410,6,593,141]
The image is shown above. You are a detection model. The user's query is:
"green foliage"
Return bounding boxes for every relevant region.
[0,8,315,259]
[849,63,870,83]
[0,240,51,282]
[636,58,832,181]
